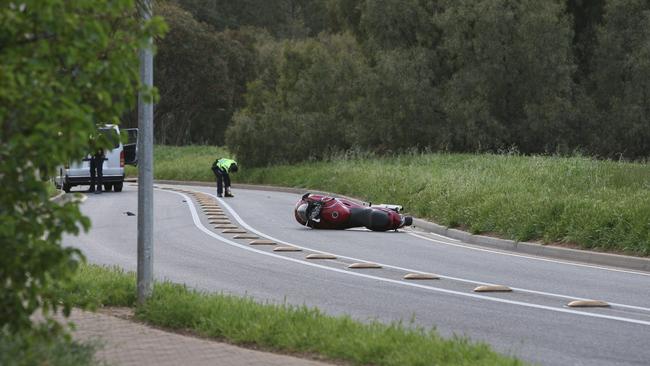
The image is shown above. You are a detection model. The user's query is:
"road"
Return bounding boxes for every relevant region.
[62,183,650,366]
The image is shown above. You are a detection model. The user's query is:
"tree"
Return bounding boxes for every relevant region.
[436,0,576,153]
[0,0,164,334]
[227,33,367,165]
[146,2,256,145]
[173,0,328,38]
[566,0,606,81]
[350,47,447,152]
[588,0,650,158]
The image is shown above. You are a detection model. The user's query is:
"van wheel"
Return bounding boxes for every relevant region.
[113,182,123,192]
[104,183,113,192]
[63,183,71,193]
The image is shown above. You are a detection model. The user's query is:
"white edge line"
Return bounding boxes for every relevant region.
[162,189,650,327]
[408,232,650,278]
[417,230,461,242]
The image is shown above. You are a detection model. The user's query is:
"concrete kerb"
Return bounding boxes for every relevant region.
[149,179,650,273]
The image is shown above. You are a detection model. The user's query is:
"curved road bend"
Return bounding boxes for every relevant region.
[63,184,650,366]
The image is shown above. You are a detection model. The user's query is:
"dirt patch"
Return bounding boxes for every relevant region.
[97,306,135,320]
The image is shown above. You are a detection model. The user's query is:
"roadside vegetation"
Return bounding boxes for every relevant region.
[0,330,96,366]
[58,264,524,366]
[125,145,229,179]
[1,1,165,364]
[133,1,650,165]
[140,145,650,256]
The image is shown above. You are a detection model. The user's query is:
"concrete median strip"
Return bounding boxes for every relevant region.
[567,300,610,308]
[403,273,439,280]
[273,246,302,252]
[249,239,276,245]
[348,262,382,269]
[306,253,337,260]
[473,285,512,293]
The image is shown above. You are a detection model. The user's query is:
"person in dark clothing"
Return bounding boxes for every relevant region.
[211,158,238,197]
[89,148,105,194]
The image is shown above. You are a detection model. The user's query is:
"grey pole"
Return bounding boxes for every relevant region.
[137,0,154,304]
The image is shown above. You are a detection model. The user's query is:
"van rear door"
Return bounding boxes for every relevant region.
[123,128,138,165]
[99,127,122,175]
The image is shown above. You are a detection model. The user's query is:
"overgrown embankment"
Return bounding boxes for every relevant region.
[133,146,650,256]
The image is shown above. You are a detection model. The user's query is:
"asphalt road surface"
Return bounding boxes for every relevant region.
[62,184,650,366]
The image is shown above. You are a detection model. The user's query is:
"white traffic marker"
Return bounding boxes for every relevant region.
[474,285,512,293]
[567,300,610,308]
[273,246,302,252]
[404,273,439,280]
[306,254,337,260]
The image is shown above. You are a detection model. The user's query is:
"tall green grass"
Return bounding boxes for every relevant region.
[139,146,650,255]
[125,145,229,180]
[60,265,523,366]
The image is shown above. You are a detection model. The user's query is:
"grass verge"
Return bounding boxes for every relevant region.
[125,145,230,179]
[135,146,650,256]
[59,264,524,366]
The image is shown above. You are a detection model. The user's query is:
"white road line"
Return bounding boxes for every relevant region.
[408,232,650,278]
[160,188,650,326]
[410,229,461,243]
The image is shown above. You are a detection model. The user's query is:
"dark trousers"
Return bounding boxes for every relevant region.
[90,156,104,191]
[213,167,230,195]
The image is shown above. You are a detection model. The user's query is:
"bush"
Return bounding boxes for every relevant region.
[0,0,164,334]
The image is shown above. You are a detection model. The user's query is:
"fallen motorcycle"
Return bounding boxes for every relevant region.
[294,193,413,231]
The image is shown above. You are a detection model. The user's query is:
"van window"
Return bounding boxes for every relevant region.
[126,129,138,145]
[99,128,120,149]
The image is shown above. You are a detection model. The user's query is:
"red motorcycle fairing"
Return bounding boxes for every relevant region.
[294,193,412,231]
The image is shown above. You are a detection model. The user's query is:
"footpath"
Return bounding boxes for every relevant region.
[65,309,332,366]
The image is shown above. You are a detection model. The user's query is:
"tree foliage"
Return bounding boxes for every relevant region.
[151,0,650,164]
[588,0,650,157]
[227,34,366,165]
[143,2,256,145]
[172,0,328,38]
[437,0,575,153]
[0,0,164,333]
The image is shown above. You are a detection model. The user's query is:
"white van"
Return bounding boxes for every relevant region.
[55,125,138,193]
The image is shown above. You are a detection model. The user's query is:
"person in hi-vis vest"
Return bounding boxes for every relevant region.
[211,158,238,197]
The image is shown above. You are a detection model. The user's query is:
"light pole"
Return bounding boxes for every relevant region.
[137,0,154,304]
